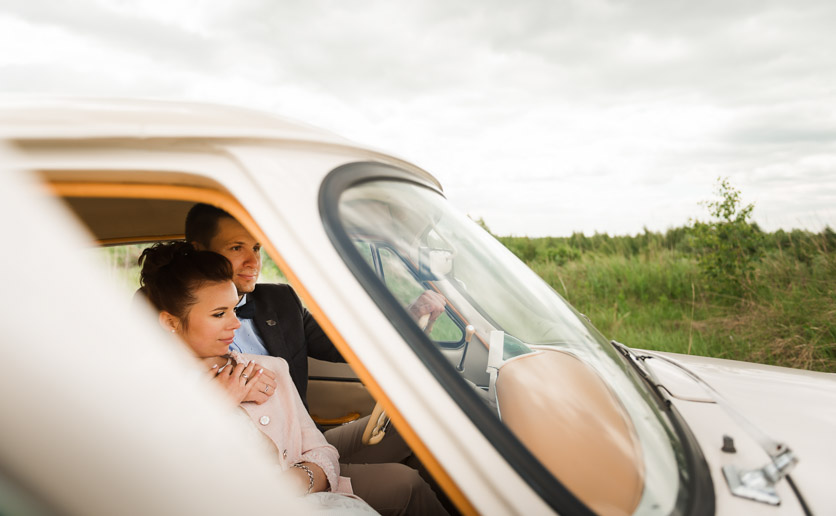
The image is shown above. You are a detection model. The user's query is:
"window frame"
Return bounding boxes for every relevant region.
[319,161,716,516]
[319,162,597,515]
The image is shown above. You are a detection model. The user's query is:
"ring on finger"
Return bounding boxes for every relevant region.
[242,373,249,379]
[263,385,270,394]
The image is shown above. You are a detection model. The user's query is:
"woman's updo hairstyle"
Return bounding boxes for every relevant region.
[139,241,234,327]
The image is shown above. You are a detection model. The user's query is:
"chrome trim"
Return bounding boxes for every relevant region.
[722,448,798,506]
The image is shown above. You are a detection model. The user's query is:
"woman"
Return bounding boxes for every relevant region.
[139,241,377,514]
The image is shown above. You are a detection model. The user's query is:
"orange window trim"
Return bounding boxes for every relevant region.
[50,181,478,516]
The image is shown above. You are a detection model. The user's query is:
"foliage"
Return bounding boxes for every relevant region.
[527,247,835,372]
[491,206,834,372]
[96,243,286,291]
[689,178,763,300]
[469,215,494,236]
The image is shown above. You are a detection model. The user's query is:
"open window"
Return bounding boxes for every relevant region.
[49,178,376,430]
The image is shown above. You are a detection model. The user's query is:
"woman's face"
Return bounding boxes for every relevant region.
[180,280,241,357]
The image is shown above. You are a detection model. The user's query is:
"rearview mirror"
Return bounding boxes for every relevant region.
[418,247,454,280]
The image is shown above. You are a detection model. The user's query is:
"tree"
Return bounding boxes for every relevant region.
[690,178,762,299]
[469,215,495,237]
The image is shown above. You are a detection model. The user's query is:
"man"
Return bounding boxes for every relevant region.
[185,203,449,515]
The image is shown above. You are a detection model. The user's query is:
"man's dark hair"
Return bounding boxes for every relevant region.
[185,203,234,247]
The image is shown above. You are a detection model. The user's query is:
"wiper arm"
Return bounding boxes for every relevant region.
[610,340,671,409]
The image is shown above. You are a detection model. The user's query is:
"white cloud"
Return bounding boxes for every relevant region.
[1,0,835,236]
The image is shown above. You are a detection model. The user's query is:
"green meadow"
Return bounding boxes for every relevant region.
[498,226,836,373]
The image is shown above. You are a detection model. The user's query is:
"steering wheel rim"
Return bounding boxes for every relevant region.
[361,402,389,445]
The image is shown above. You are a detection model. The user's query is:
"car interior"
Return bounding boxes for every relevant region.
[49,183,379,431]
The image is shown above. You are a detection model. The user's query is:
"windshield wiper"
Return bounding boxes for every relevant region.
[610,340,673,410]
[632,349,800,507]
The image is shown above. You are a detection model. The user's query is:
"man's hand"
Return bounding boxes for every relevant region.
[406,290,447,333]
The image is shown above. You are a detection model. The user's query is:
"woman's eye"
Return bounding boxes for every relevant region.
[213,312,225,318]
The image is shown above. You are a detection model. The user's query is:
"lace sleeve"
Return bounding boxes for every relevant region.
[301,446,341,492]
[291,366,341,490]
[297,397,341,491]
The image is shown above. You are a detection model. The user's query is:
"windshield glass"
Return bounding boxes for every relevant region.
[334,177,692,515]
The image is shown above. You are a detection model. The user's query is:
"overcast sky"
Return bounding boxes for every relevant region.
[2,0,835,236]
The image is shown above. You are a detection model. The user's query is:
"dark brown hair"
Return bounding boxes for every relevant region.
[139,241,234,327]
[184,203,234,248]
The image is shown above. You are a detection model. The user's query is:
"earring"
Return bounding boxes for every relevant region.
[170,329,176,333]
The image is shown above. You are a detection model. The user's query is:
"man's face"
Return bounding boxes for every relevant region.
[203,217,262,295]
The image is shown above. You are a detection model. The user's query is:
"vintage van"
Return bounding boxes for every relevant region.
[1,98,834,515]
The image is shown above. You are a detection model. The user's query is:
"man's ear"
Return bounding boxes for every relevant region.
[190,240,205,251]
[159,311,180,333]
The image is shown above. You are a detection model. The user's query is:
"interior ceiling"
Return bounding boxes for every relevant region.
[61,197,195,243]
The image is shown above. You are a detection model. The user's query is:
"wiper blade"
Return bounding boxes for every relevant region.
[610,340,672,409]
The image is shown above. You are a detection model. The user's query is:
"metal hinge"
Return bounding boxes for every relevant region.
[722,441,798,505]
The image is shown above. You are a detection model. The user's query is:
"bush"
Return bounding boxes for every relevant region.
[690,178,762,300]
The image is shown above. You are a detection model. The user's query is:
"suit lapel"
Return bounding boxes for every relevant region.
[251,287,288,358]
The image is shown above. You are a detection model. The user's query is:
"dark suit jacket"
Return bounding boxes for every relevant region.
[249,283,345,406]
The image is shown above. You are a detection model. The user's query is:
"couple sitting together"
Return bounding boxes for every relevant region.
[138,203,450,515]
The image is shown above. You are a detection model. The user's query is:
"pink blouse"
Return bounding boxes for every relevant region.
[231,352,352,494]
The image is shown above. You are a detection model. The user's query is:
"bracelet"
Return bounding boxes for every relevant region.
[292,463,314,495]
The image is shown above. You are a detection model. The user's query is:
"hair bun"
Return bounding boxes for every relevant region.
[138,241,194,286]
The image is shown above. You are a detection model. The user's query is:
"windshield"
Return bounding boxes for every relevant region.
[332,175,694,515]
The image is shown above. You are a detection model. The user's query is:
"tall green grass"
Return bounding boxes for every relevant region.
[502,230,836,373]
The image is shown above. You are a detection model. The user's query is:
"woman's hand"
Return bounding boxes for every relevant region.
[241,366,278,404]
[211,360,263,404]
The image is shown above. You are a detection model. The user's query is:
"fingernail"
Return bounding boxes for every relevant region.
[212,364,218,369]
[258,368,264,374]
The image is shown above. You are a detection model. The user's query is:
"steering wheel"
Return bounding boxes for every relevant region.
[361,402,389,445]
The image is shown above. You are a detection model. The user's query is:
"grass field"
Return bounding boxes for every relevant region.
[501,229,836,373]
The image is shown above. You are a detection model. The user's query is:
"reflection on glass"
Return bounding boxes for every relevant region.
[335,179,692,515]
